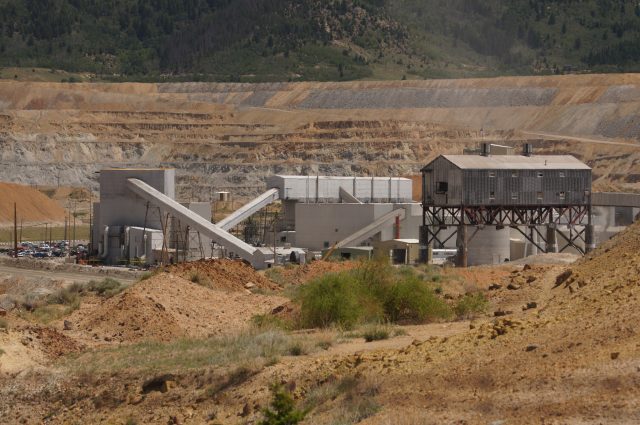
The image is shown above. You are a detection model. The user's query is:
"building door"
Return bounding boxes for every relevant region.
[392,249,407,264]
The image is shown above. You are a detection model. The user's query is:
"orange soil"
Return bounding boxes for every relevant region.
[0,182,65,226]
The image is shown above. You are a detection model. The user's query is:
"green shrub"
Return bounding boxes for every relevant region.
[362,324,389,342]
[381,273,451,322]
[296,259,451,329]
[454,293,489,319]
[87,278,124,298]
[298,272,366,329]
[259,384,306,425]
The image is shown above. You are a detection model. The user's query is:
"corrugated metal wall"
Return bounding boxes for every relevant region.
[424,158,592,206]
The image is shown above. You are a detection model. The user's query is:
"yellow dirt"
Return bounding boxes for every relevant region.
[0,182,65,226]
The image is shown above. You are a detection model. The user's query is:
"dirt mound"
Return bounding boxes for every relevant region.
[21,326,85,358]
[166,259,278,291]
[0,182,65,226]
[273,261,358,286]
[295,221,640,423]
[69,272,287,343]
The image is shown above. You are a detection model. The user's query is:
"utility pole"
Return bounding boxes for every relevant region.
[272,211,278,266]
[13,203,18,258]
[88,189,92,254]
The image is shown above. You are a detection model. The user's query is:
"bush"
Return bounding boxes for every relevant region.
[296,259,451,329]
[0,318,8,330]
[298,272,365,329]
[189,271,212,288]
[47,285,82,307]
[259,384,306,425]
[287,342,305,356]
[87,278,124,298]
[362,324,389,342]
[454,293,489,319]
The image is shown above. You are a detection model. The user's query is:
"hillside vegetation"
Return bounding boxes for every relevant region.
[1,0,640,82]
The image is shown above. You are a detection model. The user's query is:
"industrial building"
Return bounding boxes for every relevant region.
[91,152,638,270]
[92,170,421,269]
[420,144,594,266]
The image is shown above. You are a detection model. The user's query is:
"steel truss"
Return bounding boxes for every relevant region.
[422,204,591,256]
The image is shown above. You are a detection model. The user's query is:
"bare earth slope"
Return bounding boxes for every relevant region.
[1,74,640,200]
[283,220,640,424]
[0,182,65,225]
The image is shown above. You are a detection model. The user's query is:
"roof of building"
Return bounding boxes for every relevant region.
[435,154,591,170]
[273,175,411,182]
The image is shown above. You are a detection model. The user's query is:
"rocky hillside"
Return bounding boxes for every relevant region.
[2,0,640,81]
[1,74,640,200]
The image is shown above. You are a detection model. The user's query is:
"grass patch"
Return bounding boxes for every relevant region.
[17,284,83,323]
[287,341,306,356]
[296,259,451,329]
[362,324,390,342]
[303,375,380,424]
[46,284,82,307]
[251,313,294,331]
[265,267,292,287]
[24,305,72,323]
[139,269,160,281]
[207,366,257,396]
[87,278,125,298]
[189,271,212,288]
[454,293,489,320]
[60,329,327,375]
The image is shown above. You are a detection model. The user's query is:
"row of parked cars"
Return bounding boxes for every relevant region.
[5,241,88,258]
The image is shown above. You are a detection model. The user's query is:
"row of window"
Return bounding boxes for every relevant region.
[488,171,566,178]
[488,191,566,200]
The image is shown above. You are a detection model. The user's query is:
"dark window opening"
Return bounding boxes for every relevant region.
[436,182,448,194]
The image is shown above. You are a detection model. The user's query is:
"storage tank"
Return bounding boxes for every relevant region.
[465,227,511,266]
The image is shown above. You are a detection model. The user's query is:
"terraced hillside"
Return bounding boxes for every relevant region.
[1,74,640,200]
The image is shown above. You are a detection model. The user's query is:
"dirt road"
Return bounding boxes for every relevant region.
[0,264,138,284]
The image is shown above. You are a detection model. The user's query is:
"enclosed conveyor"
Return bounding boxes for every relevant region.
[217,188,280,231]
[336,207,406,249]
[126,178,266,269]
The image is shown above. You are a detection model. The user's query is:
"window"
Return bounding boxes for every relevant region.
[489,171,496,178]
[511,171,518,178]
[537,172,544,178]
[436,181,449,194]
[559,171,566,178]
[511,192,518,200]
[537,191,543,200]
[489,191,496,200]
[559,191,566,200]
[323,241,330,249]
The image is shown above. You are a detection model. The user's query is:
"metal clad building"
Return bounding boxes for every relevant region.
[266,175,413,203]
[422,155,592,207]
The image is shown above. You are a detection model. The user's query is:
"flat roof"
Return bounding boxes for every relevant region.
[274,175,411,181]
[438,155,591,170]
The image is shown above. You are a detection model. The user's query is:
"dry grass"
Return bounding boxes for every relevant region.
[61,329,335,375]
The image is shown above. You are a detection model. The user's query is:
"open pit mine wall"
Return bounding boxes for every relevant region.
[1,74,640,199]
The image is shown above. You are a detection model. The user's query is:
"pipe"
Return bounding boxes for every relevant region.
[100,225,109,259]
